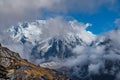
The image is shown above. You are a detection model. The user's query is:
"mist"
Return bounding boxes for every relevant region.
[60,29,120,79]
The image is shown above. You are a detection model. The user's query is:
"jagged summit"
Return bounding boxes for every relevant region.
[8,19,96,62]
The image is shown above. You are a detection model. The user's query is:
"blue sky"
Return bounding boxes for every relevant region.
[39,0,120,34]
[69,8,119,34]
[0,0,120,34]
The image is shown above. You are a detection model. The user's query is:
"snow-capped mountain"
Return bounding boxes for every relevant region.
[2,18,120,80]
[9,19,96,61]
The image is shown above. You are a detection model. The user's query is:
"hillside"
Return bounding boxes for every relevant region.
[0,44,68,80]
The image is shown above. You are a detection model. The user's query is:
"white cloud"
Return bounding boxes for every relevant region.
[88,62,104,74]
[114,18,120,27]
[0,0,118,30]
[0,0,59,14]
[9,17,95,45]
[0,0,60,29]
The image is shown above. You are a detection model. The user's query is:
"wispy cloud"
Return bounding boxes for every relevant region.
[114,18,120,27]
[0,0,119,30]
[56,0,116,13]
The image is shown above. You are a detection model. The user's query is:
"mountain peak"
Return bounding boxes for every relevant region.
[7,19,96,62]
[9,19,96,45]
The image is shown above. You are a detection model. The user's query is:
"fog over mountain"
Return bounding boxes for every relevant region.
[2,17,95,61]
[1,17,120,80]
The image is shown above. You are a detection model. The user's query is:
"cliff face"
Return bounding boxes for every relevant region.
[0,44,68,80]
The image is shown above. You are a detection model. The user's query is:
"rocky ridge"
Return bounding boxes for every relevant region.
[0,44,68,80]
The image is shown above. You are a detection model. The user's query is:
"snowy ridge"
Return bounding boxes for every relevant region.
[9,19,96,45]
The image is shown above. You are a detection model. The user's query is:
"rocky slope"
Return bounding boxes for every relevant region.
[0,44,68,80]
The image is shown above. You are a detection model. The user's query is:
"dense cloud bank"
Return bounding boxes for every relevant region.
[60,29,120,80]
